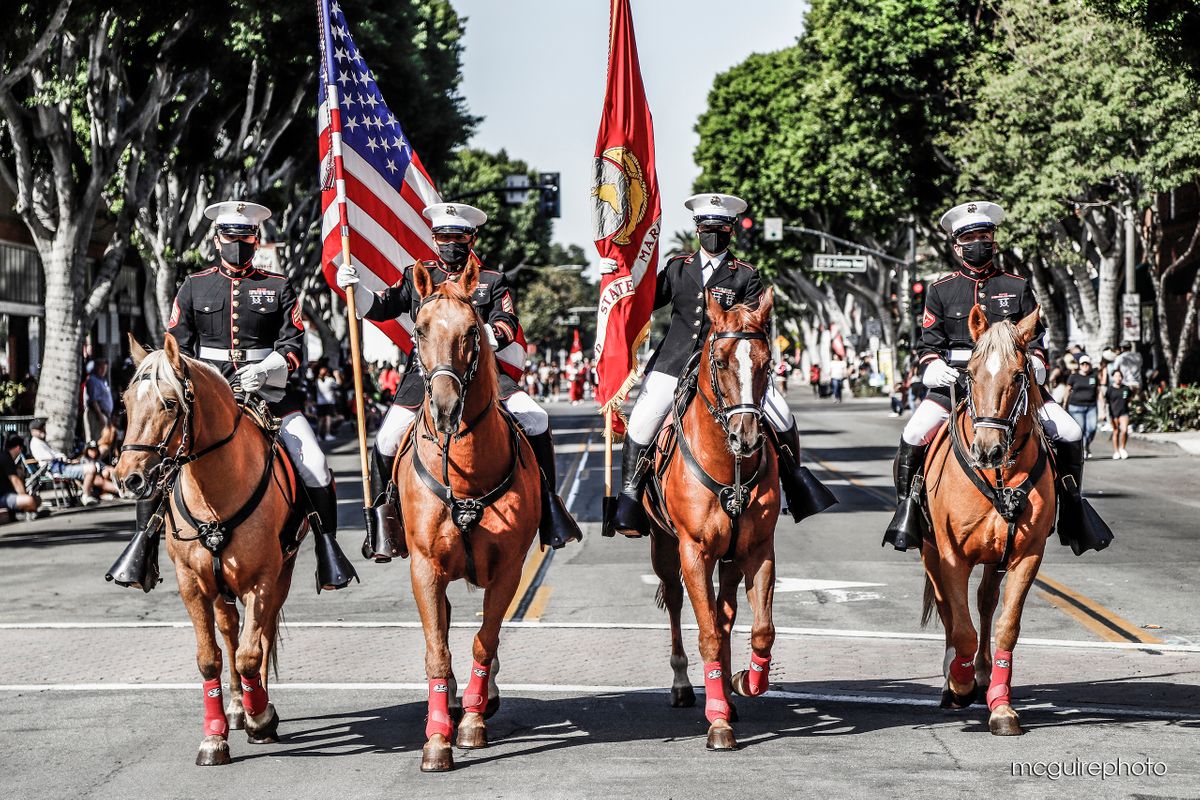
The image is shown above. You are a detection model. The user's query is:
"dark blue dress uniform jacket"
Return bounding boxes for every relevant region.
[645,251,765,378]
[917,265,1046,407]
[167,264,307,413]
[364,260,522,408]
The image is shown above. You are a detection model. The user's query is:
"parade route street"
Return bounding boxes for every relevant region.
[2,391,1198,799]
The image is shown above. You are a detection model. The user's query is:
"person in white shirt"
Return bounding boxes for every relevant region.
[28,419,118,504]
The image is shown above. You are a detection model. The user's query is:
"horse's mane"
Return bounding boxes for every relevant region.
[130,349,225,410]
[714,302,767,334]
[968,320,1047,418]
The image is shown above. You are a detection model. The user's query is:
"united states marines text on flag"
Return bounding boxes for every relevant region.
[591,0,661,427]
[316,0,526,378]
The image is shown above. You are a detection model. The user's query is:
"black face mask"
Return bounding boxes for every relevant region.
[219,240,256,269]
[960,240,994,270]
[438,242,471,267]
[699,229,732,255]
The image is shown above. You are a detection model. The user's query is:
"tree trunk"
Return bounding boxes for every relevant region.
[33,244,88,452]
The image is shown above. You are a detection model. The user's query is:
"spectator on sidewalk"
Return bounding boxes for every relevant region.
[809,363,821,397]
[1065,355,1100,458]
[314,364,341,441]
[829,358,847,403]
[1110,342,1143,389]
[28,419,118,504]
[889,382,905,417]
[2,434,40,516]
[83,358,114,453]
[1106,370,1133,460]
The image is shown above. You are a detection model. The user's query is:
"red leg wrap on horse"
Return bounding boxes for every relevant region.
[202,678,228,738]
[240,673,268,717]
[703,661,730,723]
[425,678,453,739]
[986,649,1014,710]
[949,652,976,686]
[463,660,490,714]
[747,652,771,696]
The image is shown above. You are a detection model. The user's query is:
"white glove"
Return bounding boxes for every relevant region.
[483,323,498,348]
[923,358,960,389]
[1029,353,1047,385]
[599,257,619,275]
[335,263,360,288]
[235,351,288,394]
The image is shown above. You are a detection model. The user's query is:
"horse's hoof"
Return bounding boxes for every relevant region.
[730,670,754,697]
[670,685,696,708]
[484,695,501,720]
[245,704,280,744]
[195,735,231,766]
[989,707,1024,736]
[456,712,487,749]
[706,721,738,751]
[940,685,978,710]
[421,734,454,772]
[225,697,245,730]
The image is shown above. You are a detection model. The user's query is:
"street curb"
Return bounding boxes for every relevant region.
[1129,431,1200,456]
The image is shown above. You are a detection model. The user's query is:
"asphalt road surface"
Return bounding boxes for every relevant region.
[2,389,1198,799]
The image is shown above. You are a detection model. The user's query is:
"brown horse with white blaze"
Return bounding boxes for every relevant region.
[645,289,781,751]
[922,306,1056,736]
[116,334,303,765]
[395,260,541,772]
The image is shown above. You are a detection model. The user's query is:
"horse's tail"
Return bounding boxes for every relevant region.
[655,582,666,611]
[269,607,284,680]
[921,572,937,629]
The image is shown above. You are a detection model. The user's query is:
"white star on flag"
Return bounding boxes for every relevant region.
[385,160,398,174]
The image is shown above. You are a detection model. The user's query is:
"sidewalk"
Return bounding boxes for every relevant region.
[1130,430,1200,456]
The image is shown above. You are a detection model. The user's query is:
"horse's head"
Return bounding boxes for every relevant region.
[411,259,493,436]
[116,333,224,497]
[966,305,1041,469]
[702,287,774,458]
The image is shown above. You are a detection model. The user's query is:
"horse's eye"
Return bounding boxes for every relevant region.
[714,360,727,370]
[162,399,177,410]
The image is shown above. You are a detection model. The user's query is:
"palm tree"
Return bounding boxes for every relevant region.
[664,228,698,259]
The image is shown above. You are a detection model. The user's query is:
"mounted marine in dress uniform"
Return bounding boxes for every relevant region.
[336,202,582,557]
[106,201,358,593]
[883,200,1114,555]
[608,193,837,537]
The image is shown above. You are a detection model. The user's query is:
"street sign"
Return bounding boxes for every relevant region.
[813,254,868,273]
[504,174,530,205]
[764,217,783,241]
[1121,293,1140,344]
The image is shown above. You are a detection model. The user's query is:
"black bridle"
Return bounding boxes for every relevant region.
[412,293,482,432]
[122,360,245,492]
[952,366,1030,469]
[701,330,769,436]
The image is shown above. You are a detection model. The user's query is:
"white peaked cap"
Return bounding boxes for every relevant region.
[939,201,1005,237]
[203,200,272,229]
[423,202,487,232]
[684,193,748,221]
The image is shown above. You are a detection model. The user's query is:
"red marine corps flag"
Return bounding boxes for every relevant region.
[592,0,661,440]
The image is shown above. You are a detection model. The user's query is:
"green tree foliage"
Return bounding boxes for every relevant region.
[1088,0,1200,81]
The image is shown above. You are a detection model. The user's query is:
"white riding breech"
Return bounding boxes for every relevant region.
[374,390,550,458]
[901,396,1082,447]
[279,412,332,487]
[626,370,794,446]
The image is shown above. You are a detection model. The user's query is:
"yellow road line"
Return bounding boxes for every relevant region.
[523,586,554,622]
[804,450,1163,646]
[504,545,548,621]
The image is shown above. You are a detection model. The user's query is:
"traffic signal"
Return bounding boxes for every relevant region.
[538,172,560,218]
[911,281,925,319]
[738,216,755,249]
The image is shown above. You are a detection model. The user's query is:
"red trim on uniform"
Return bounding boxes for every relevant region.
[285,351,300,372]
[192,267,218,278]
[922,309,936,328]
[229,276,238,368]
[168,299,181,329]
[493,320,514,343]
[920,352,939,365]
[930,274,956,288]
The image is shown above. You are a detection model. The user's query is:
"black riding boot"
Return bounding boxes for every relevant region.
[609,439,653,537]
[527,430,583,549]
[882,440,927,551]
[774,422,838,522]
[362,447,406,563]
[1054,440,1115,556]
[307,481,359,592]
[105,496,164,592]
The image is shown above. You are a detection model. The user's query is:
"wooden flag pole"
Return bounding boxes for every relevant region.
[604,406,614,498]
[340,250,374,509]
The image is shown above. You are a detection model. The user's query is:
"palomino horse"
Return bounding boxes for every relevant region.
[921,306,1055,736]
[644,289,781,751]
[116,334,305,764]
[394,260,541,772]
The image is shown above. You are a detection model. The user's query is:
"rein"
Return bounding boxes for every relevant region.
[948,370,1047,574]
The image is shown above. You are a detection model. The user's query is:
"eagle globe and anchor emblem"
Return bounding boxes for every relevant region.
[591,146,649,246]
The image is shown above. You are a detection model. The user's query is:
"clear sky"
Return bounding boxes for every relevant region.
[450,0,808,277]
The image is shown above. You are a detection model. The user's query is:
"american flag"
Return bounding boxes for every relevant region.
[317,0,526,378]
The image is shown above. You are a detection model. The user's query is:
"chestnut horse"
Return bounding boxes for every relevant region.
[644,289,781,751]
[117,334,303,765]
[921,307,1055,736]
[394,261,541,772]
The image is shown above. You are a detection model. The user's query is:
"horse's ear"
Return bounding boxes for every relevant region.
[706,291,727,329]
[412,261,434,299]
[459,256,480,296]
[968,304,990,342]
[128,333,149,367]
[163,332,183,373]
[753,287,774,328]
[1016,306,1041,346]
